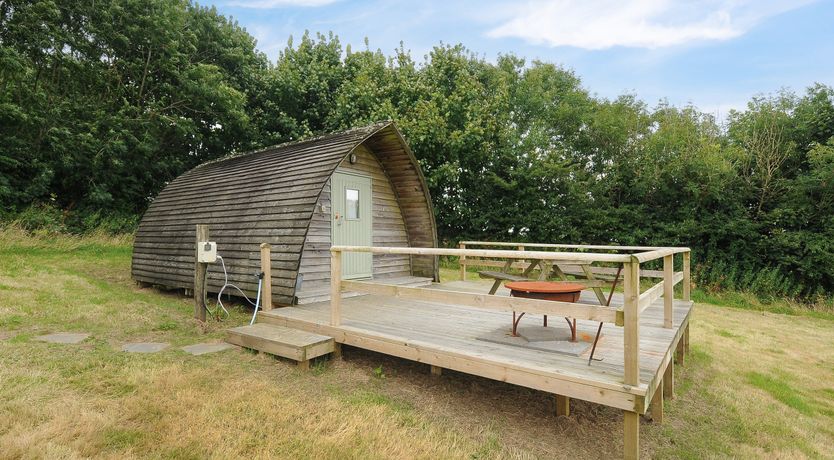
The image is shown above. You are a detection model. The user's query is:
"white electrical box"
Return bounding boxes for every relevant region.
[197,241,217,263]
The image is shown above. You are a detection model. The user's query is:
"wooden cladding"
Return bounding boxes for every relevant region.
[132,122,438,305]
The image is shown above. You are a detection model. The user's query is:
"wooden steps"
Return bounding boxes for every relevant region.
[226,323,334,367]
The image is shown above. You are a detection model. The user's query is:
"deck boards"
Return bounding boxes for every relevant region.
[260,281,692,413]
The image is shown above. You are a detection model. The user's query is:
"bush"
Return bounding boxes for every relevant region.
[13,203,66,233]
[3,203,137,236]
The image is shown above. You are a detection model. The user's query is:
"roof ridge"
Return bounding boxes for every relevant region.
[200,120,393,168]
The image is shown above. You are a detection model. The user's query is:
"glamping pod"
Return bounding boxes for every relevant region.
[132,121,438,306]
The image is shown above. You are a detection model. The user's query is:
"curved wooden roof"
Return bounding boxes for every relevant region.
[132,121,437,305]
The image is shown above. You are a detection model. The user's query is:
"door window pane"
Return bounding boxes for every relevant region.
[346,188,359,219]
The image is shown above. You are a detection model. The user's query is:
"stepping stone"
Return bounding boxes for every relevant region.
[122,342,169,353]
[181,343,235,356]
[34,332,90,344]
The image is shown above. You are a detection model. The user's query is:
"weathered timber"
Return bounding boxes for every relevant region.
[132,122,438,306]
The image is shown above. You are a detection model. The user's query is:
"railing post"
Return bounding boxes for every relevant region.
[623,259,640,386]
[330,249,342,326]
[683,250,691,301]
[518,244,524,271]
[663,254,673,328]
[260,243,273,311]
[623,258,641,460]
[459,242,466,281]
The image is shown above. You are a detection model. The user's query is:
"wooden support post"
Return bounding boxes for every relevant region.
[332,343,343,360]
[330,250,342,326]
[260,243,273,311]
[675,336,686,366]
[682,251,691,301]
[297,360,310,370]
[555,395,570,417]
[624,410,640,460]
[623,260,640,387]
[459,242,466,281]
[684,323,690,354]
[663,360,674,400]
[663,254,674,328]
[194,224,208,322]
[430,365,442,377]
[622,260,641,459]
[649,385,664,423]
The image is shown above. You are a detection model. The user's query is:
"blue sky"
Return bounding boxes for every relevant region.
[208,0,834,118]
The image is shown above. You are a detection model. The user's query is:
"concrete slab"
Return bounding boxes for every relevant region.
[122,342,169,353]
[181,343,235,356]
[34,332,90,344]
[516,325,575,342]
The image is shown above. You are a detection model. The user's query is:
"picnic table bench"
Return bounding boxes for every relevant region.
[478,257,611,304]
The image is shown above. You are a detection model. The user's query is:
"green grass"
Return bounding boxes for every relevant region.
[1,228,833,458]
[746,372,815,416]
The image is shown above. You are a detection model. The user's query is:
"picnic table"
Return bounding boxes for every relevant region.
[479,256,623,364]
[478,257,610,304]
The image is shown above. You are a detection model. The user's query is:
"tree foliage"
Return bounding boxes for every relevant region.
[1,1,832,298]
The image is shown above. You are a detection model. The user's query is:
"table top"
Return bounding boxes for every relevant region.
[504,281,585,293]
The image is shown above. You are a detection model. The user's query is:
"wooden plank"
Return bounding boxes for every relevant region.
[342,280,621,323]
[226,323,334,361]
[261,243,273,310]
[638,272,683,313]
[332,246,631,263]
[461,241,667,251]
[555,395,570,417]
[194,225,208,322]
[683,251,691,301]
[624,261,640,386]
[623,411,640,460]
[649,383,663,423]
[459,242,466,281]
[580,264,609,305]
[259,315,646,411]
[330,250,341,326]
[632,247,690,263]
[675,335,686,366]
[663,255,673,328]
[260,286,693,415]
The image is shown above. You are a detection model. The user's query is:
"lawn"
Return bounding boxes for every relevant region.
[1,228,833,459]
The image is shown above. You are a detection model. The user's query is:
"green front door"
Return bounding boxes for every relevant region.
[332,172,373,279]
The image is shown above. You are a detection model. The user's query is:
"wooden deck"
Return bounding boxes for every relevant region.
[259,281,692,414]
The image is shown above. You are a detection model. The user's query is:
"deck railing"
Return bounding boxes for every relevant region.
[330,244,691,388]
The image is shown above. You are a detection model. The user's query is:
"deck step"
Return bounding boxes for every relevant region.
[225,323,334,363]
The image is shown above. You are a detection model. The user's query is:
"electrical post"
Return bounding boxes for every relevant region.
[194,224,209,322]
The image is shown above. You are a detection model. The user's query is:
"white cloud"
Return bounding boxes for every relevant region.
[227,0,337,8]
[487,0,815,49]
